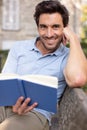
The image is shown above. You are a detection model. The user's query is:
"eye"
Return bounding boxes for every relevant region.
[39,25,47,30]
[52,24,60,30]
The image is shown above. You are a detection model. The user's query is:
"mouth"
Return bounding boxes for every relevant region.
[44,37,57,44]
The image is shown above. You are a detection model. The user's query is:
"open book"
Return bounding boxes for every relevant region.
[0,73,58,113]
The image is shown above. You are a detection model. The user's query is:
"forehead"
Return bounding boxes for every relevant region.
[39,13,63,25]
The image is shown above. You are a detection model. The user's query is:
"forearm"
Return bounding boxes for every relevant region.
[63,28,87,87]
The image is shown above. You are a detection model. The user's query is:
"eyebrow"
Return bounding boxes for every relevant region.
[52,24,61,27]
[39,24,61,27]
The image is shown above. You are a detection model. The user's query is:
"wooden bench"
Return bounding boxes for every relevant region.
[50,86,87,130]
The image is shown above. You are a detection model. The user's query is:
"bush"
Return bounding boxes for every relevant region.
[81,39,87,57]
[0,50,9,72]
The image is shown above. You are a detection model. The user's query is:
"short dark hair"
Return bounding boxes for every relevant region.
[34,0,69,27]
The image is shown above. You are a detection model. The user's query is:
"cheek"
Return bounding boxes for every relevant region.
[56,31,63,40]
[38,31,45,37]
[55,29,63,35]
[38,28,45,35]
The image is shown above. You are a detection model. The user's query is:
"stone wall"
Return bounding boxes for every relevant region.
[0,0,43,49]
[0,0,82,50]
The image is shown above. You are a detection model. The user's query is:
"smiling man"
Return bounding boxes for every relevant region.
[37,13,64,54]
[0,0,87,130]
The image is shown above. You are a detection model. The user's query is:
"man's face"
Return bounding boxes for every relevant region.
[37,13,64,53]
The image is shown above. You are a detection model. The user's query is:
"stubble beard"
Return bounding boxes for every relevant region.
[40,36,62,52]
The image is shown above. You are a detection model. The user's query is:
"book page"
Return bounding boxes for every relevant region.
[0,73,19,80]
[21,75,58,88]
[0,73,58,88]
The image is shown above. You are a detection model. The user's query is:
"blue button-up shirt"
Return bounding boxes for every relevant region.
[2,37,69,124]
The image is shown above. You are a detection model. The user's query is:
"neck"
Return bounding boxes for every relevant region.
[36,40,55,55]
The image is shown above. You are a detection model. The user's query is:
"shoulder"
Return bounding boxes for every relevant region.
[8,38,37,57]
[9,38,37,54]
[57,44,69,57]
[11,38,36,50]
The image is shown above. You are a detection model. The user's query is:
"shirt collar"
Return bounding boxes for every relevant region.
[52,43,65,56]
[29,37,39,52]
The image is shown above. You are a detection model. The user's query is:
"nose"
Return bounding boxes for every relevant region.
[46,27,54,37]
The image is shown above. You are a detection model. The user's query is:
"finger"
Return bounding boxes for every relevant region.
[62,34,67,45]
[12,96,24,113]
[24,102,38,113]
[17,98,31,114]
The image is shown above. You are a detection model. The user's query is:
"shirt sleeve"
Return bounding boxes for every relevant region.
[2,43,18,73]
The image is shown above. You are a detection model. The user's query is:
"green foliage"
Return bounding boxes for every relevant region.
[81,37,87,91]
[0,50,9,72]
[81,5,87,58]
[81,39,87,57]
[81,5,87,22]
[83,85,87,92]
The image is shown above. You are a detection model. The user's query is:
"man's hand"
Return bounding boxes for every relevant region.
[12,96,38,115]
[62,26,78,45]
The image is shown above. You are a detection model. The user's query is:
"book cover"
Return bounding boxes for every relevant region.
[0,74,58,113]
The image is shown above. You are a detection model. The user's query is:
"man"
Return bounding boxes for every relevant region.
[0,0,87,130]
